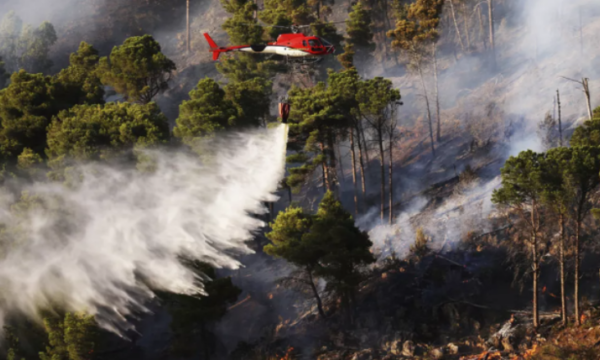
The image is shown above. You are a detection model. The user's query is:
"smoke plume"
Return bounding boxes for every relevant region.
[0,125,288,335]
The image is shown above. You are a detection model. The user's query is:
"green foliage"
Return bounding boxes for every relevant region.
[221,0,264,45]
[39,313,96,360]
[98,35,176,104]
[0,56,7,89]
[174,77,272,149]
[260,0,314,38]
[265,192,374,309]
[46,102,170,167]
[337,43,355,70]
[165,262,241,357]
[224,77,273,127]
[173,78,238,146]
[345,2,375,61]
[491,150,546,208]
[387,0,442,66]
[357,76,401,120]
[0,71,77,161]
[570,118,600,147]
[55,42,105,105]
[0,12,57,74]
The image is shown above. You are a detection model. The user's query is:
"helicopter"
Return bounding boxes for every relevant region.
[203,24,338,62]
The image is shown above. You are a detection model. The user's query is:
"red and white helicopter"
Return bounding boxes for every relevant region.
[203,25,336,62]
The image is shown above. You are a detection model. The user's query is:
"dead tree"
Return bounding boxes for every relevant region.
[448,0,466,51]
[557,89,563,146]
[561,76,593,120]
[187,0,191,54]
[488,0,496,69]
[350,128,359,215]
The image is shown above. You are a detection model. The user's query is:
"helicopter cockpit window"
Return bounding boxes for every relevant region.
[303,40,307,46]
[309,39,320,47]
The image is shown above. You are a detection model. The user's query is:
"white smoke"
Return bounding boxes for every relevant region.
[0,125,288,334]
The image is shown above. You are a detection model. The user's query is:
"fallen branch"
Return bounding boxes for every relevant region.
[228,295,252,310]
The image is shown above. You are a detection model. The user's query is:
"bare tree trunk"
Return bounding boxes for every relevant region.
[418,63,435,156]
[575,218,581,325]
[560,214,567,326]
[350,129,359,215]
[327,132,338,194]
[187,0,191,54]
[377,126,385,221]
[557,89,563,146]
[532,202,539,328]
[320,141,331,192]
[478,4,487,50]
[583,78,592,120]
[336,141,345,188]
[432,44,441,142]
[388,130,394,225]
[462,2,471,50]
[448,0,465,51]
[355,123,368,201]
[359,120,370,167]
[307,269,326,319]
[488,0,496,69]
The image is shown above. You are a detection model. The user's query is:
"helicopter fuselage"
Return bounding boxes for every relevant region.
[204,33,334,61]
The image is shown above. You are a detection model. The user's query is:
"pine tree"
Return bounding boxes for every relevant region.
[345,2,376,67]
[265,191,374,318]
[98,35,176,104]
[492,150,547,328]
[55,42,105,105]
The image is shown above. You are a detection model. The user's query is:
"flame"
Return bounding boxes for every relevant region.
[382,272,388,279]
[460,351,502,360]
[542,286,547,293]
[522,344,538,359]
[549,292,558,298]
[399,267,406,273]
[279,347,294,360]
[581,313,587,323]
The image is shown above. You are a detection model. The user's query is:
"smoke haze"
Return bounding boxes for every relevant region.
[0,125,287,334]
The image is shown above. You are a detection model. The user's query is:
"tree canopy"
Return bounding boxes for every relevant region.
[46,102,170,166]
[55,42,105,105]
[98,35,176,104]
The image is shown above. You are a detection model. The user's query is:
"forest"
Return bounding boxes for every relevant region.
[0,0,599,359]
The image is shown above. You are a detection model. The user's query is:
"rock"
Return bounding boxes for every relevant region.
[402,340,416,357]
[430,347,445,359]
[447,342,459,355]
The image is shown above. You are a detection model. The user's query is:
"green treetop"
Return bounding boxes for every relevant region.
[221,0,264,45]
[265,191,374,318]
[38,313,96,360]
[55,42,105,105]
[46,102,170,167]
[174,77,273,147]
[0,71,78,161]
[98,35,176,104]
[173,78,239,146]
[569,107,600,147]
[344,1,375,65]
[0,57,7,89]
[17,21,57,74]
